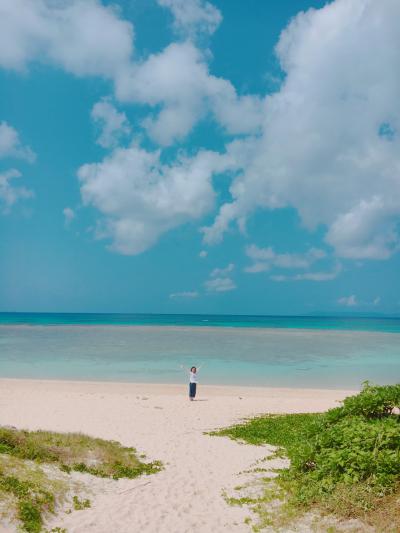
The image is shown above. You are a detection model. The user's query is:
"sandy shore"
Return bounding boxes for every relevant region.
[0,379,356,532]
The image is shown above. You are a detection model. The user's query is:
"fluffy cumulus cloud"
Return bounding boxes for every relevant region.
[203,0,400,260]
[78,145,228,254]
[0,2,261,147]
[0,169,33,212]
[0,122,35,162]
[91,98,131,148]
[116,42,263,145]
[0,0,134,78]
[0,0,262,250]
[157,0,222,38]
[2,0,399,263]
[326,197,400,259]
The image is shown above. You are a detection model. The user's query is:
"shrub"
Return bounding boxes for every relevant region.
[325,382,400,422]
[211,383,400,529]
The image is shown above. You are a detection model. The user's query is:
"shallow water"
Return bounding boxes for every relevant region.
[0,325,399,388]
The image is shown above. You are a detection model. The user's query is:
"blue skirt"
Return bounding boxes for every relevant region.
[189,382,197,398]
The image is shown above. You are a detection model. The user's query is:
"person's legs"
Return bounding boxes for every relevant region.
[189,382,196,400]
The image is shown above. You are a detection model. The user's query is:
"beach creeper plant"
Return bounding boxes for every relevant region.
[0,428,162,532]
[211,382,400,531]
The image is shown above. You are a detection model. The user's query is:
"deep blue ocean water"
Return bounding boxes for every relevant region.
[0,314,399,388]
[1,312,400,332]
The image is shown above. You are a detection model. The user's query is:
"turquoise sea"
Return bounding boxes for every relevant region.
[0,313,399,389]
[1,312,400,332]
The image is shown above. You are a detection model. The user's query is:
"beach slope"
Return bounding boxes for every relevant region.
[0,379,355,532]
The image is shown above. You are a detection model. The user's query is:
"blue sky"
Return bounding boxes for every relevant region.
[0,0,399,315]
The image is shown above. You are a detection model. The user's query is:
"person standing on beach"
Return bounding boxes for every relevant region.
[180,365,202,401]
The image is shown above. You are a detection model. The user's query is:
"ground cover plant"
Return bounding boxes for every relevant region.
[212,383,400,531]
[0,428,162,532]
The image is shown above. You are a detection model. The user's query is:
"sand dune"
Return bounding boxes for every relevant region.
[0,380,355,532]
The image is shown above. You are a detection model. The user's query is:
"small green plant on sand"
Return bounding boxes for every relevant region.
[0,454,68,533]
[72,495,91,510]
[0,469,55,533]
[211,382,400,531]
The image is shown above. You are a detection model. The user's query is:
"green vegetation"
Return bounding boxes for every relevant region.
[0,428,162,479]
[0,454,67,533]
[0,427,162,532]
[72,495,91,511]
[211,383,400,531]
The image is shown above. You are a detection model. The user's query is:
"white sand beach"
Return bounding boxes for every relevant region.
[0,379,356,532]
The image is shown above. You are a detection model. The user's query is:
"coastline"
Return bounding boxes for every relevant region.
[0,377,359,396]
[0,377,359,398]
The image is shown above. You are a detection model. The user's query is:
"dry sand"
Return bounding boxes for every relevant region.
[0,379,356,532]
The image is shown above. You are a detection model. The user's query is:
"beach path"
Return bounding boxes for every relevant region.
[0,380,354,533]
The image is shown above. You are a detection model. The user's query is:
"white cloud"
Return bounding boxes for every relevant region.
[204,263,236,292]
[0,122,35,214]
[245,262,270,274]
[199,250,208,258]
[373,296,381,306]
[3,0,399,263]
[63,207,75,225]
[203,0,400,260]
[169,291,199,299]
[204,277,236,292]
[0,121,35,162]
[245,245,326,272]
[157,0,222,38]
[0,169,33,212]
[326,197,399,259]
[116,42,263,145]
[210,263,234,277]
[338,295,358,307]
[270,263,342,282]
[91,97,131,148]
[78,144,228,255]
[0,2,262,149]
[0,0,134,78]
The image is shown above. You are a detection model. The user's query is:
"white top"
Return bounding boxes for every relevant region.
[189,371,198,383]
